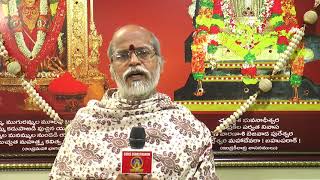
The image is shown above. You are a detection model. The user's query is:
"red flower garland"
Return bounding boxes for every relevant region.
[210,25,220,34]
[212,0,222,16]
[277,36,289,45]
[209,40,219,46]
[191,52,206,73]
[195,25,209,34]
[275,24,290,32]
[271,0,282,14]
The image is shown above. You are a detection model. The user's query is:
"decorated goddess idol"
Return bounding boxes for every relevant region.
[0,0,66,79]
[175,0,320,105]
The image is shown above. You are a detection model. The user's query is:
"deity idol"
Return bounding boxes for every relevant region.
[0,0,66,78]
[182,0,316,102]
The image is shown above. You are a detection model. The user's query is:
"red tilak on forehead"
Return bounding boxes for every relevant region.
[129,44,135,51]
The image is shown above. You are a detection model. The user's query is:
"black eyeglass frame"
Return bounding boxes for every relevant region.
[110,46,157,63]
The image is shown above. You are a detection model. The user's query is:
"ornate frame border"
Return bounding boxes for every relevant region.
[214,152,320,167]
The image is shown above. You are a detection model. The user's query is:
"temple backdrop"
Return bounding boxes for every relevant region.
[1,0,320,179]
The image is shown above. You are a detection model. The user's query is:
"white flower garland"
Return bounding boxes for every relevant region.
[221,0,236,32]
[0,35,9,59]
[57,32,64,54]
[257,0,274,33]
[8,0,48,59]
[188,0,197,19]
[21,78,64,124]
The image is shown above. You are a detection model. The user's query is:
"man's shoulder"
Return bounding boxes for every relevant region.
[73,99,107,119]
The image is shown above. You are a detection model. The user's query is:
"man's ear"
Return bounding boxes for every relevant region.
[109,64,114,80]
[160,64,164,74]
[159,58,164,73]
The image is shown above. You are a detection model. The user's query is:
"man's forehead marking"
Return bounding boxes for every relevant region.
[129,44,135,51]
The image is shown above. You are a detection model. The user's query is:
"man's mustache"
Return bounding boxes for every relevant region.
[123,66,151,80]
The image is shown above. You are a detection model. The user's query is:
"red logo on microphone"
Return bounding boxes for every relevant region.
[122,150,152,174]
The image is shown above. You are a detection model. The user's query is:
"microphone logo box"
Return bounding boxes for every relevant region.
[121,150,152,174]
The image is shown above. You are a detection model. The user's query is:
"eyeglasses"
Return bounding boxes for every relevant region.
[111,46,157,63]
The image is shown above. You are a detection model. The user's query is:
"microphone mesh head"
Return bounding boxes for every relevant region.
[129,127,146,149]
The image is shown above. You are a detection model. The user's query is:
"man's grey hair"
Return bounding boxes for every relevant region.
[107,32,164,65]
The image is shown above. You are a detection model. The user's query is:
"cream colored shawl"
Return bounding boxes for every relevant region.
[50,90,219,179]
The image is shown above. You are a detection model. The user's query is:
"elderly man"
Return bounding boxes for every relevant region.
[50,25,219,180]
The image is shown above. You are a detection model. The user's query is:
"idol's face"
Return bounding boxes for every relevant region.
[23,0,36,7]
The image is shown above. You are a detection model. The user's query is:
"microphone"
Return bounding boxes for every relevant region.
[121,127,153,174]
[129,126,146,149]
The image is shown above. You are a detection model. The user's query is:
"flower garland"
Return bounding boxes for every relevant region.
[270,0,305,87]
[188,0,197,18]
[191,0,303,85]
[57,33,64,55]
[8,0,48,59]
[258,0,274,33]
[0,34,9,60]
[0,0,66,79]
[220,0,235,31]
[192,0,222,81]
[270,0,287,54]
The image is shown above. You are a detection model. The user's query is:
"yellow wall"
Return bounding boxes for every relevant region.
[1,168,320,180]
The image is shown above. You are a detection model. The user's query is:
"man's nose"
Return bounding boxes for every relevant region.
[128,52,141,66]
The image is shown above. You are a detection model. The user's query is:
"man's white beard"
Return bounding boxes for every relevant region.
[110,63,161,100]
